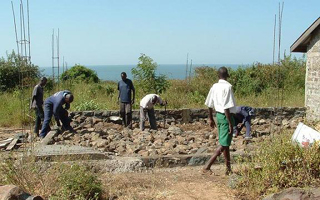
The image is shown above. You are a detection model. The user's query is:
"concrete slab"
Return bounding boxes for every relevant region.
[41,130,59,145]
[88,157,145,173]
[6,138,18,151]
[30,145,108,161]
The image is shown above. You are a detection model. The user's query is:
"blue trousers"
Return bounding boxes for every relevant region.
[233,117,251,137]
[39,103,71,138]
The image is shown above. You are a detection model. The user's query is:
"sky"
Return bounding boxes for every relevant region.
[0,0,319,67]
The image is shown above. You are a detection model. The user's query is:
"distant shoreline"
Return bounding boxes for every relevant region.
[39,64,247,81]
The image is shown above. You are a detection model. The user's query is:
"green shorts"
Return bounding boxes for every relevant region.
[216,112,235,147]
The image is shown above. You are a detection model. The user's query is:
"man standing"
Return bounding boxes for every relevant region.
[39,90,74,138]
[118,72,135,129]
[140,94,166,131]
[203,67,236,175]
[30,77,47,136]
[233,106,255,139]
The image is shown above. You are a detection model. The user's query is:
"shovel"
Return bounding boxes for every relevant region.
[163,102,167,128]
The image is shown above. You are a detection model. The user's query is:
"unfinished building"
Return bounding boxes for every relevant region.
[291,17,320,121]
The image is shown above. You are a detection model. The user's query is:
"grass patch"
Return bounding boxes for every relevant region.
[0,155,103,200]
[0,80,304,127]
[0,55,306,127]
[236,131,320,199]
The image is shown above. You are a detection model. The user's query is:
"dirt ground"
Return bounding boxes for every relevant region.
[102,165,239,200]
[0,127,245,200]
[0,128,25,140]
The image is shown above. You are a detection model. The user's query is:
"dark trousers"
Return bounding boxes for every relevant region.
[140,107,157,131]
[59,108,72,131]
[34,106,44,135]
[234,117,251,137]
[120,102,132,128]
[40,103,71,138]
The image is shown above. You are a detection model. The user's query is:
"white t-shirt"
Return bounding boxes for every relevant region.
[140,94,163,109]
[205,79,236,113]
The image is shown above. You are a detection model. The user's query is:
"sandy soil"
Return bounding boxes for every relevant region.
[102,165,239,200]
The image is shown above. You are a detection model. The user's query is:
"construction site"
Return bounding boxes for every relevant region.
[1,1,320,200]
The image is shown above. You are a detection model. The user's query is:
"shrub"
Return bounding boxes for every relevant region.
[190,67,218,97]
[190,54,305,98]
[132,54,170,94]
[61,64,99,83]
[51,164,102,200]
[0,156,102,200]
[237,131,320,199]
[0,51,40,91]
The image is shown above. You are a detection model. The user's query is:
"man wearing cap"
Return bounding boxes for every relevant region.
[140,94,167,131]
[233,106,255,139]
[39,90,74,138]
[30,77,47,136]
[118,72,135,129]
[202,67,236,175]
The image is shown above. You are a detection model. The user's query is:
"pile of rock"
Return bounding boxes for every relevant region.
[55,121,219,156]
[52,112,303,157]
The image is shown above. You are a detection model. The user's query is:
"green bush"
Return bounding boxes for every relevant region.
[61,64,99,83]
[0,51,40,91]
[237,132,320,199]
[132,54,170,94]
[51,164,102,200]
[190,54,306,98]
[0,156,102,200]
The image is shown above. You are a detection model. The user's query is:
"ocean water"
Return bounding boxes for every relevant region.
[39,64,241,81]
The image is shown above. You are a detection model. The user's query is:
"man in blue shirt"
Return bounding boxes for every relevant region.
[233,106,255,139]
[118,72,135,129]
[39,90,74,138]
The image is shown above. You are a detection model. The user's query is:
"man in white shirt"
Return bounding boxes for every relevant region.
[202,67,236,175]
[140,94,167,130]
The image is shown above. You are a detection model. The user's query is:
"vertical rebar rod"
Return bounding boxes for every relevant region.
[27,0,31,62]
[279,2,284,107]
[272,14,276,65]
[21,0,27,62]
[278,2,284,64]
[20,3,23,56]
[11,1,20,55]
[189,59,193,81]
[52,29,55,82]
[57,28,60,87]
[185,53,189,80]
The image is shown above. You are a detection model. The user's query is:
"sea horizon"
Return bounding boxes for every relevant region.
[39,63,248,81]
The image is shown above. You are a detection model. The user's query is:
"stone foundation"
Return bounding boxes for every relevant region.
[55,107,307,159]
[71,107,306,125]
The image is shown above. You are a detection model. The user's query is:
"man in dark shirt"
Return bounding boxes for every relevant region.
[39,90,74,138]
[118,72,135,129]
[30,77,47,135]
[233,106,255,139]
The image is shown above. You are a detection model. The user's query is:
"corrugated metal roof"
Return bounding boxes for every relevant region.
[290,17,320,53]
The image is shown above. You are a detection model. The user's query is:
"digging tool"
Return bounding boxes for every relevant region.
[163,101,167,128]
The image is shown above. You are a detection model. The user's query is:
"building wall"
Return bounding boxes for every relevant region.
[306,28,320,121]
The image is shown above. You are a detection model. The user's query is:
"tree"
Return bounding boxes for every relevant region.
[131,54,169,94]
[61,64,99,83]
[0,51,40,91]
